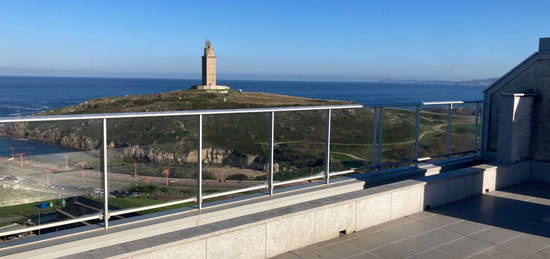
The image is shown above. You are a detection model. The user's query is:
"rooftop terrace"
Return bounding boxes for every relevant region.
[276,181,550,259]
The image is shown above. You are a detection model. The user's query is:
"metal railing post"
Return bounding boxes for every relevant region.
[324,109,332,184]
[197,114,203,210]
[445,104,452,155]
[377,107,384,168]
[268,112,275,195]
[102,118,109,229]
[372,107,379,169]
[414,105,421,163]
[474,102,480,154]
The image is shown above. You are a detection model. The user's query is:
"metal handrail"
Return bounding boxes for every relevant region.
[0,100,483,239]
[0,104,362,123]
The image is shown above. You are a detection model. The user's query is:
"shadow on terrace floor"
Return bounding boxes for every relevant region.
[430,181,550,238]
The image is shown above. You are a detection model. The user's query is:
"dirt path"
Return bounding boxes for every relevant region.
[331,151,369,161]
[327,122,472,161]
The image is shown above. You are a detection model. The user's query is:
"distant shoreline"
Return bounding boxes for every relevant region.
[0,74,495,86]
[378,78,497,87]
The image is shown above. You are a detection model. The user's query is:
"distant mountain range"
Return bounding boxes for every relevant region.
[378,78,498,87]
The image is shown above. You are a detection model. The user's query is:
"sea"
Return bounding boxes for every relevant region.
[0,76,486,157]
[0,76,486,117]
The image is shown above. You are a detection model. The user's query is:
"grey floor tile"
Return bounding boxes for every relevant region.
[323,241,364,257]
[486,190,510,198]
[346,251,382,259]
[443,221,491,236]
[529,197,550,206]
[477,247,526,259]
[527,246,550,259]
[370,240,432,259]
[496,234,550,258]
[291,244,321,255]
[292,247,339,259]
[360,216,420,235]
[413,249,455,259]
[420,214,462,227]
[370,221,438,242]
[500,192,535,201]
[469,227,522,245]
[345,235,388,251]
[407,228,463,247]
[272,252,301,259]
[315,237,344,248]
[438,237,494,258]
[468,251,500,259]
[404,211,435,221]
[315,231,377,248]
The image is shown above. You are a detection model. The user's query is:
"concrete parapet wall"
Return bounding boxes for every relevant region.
[57,181,426,259]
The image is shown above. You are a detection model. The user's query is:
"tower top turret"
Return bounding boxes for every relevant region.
[204,39,214,56]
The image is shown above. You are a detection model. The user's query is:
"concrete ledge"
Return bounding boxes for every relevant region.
[354,155,481,188]
[418,155,482,176]
[421,161,531,209]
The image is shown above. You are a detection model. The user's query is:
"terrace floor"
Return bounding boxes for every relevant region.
[275,181,550,259]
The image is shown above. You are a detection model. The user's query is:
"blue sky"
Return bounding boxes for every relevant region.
[0,1,548,81]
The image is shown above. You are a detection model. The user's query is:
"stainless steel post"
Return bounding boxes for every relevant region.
[197,114,203,210]
[377,107,384,167]
[414,105,421,163]
[324,109,332,184]
[102,118,109,229]
[268,112,275,195]
[372,107,378,169]
[446,104,452,155]
[474,102,480,154]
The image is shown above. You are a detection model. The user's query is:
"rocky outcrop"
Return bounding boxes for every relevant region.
[0,122,27,138]
[0,122,101,151]
[121,145,277,172]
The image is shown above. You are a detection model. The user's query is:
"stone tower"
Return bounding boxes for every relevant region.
[192,40,229,90]
[202,40,216,86]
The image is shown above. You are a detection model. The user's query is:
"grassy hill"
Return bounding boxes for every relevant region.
[40,89,350,114]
